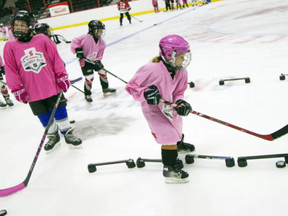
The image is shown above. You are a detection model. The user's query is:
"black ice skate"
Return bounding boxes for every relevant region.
[163,165,189,184]
[44,132,61,154]
[85,95,93,103]
[64,128,82,149]
[4,97,14,106]
[103,88,116,96]
[0,100,6,108]
[177,134,195,154]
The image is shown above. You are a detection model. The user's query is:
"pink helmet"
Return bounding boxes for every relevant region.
[159,35,191,69]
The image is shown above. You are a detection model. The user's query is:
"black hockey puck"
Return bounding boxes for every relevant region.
[70,120,75,124]
[0,209,7,216]
[276,161,286,168]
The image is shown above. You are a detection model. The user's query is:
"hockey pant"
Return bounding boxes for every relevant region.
[120,12,131,24]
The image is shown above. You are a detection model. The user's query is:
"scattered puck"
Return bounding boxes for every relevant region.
[276,161,286,168]
[70,120,76,124]
[154,24,157,26]
[0,209,7,216]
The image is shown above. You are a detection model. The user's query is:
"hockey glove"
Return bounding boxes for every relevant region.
[0,66,5,75]
[93,60,104,71]
[12,87,28,104]
[75,48,84,59]
[144,85,160,105]
[174,99,192,116]
[56,74,70,92]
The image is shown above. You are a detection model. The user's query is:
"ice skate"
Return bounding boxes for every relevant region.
[103,88,116,96]
[177,134,195,154]
[64,128,82,149]
[85,95,93,103]
[0,101,6,108]
[44,132,61,154]
[4,97,14,106]
[163,165,189,184]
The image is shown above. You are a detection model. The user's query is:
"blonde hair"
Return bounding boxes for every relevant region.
[151,56,162,63]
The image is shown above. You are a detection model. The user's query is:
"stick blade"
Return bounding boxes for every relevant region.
[271,124,288,140]
[0,183,26,197]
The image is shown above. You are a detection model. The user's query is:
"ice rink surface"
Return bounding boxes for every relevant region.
[1,0,288,215]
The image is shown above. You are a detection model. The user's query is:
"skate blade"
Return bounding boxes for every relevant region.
[177,149,195,155]
[165,177,189,184]
[45,142,61,154]
[103,92,116,97]
[68,144,82,149]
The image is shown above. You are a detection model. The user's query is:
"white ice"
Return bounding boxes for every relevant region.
[1,0,288,215]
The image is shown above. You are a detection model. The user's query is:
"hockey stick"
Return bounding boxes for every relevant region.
[103,69,127,84]
[70,77,82,84]
[84,58,128,84]
[53,34,71,43]
[160,99,288,141]
[131,15,143,22]
[0,91,63,197]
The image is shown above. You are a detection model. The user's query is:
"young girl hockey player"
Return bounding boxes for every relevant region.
[4,11,82,153]
[71,20,116,102]
[117,0,132,26]
[125,35,195,184]
[0,54,14,107]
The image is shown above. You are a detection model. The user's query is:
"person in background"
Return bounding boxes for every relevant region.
[71,20,116,102]
[0,54,14,107]
[117,0,132,26]
[152,0,160,12]
[125,35,195,184]
[4,11,82,153]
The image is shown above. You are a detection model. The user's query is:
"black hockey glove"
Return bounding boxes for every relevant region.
[93,60,104,71]
[0,66,5,75]
[174,99,192,116]
[75,48,84,59]
[144,85,160,105]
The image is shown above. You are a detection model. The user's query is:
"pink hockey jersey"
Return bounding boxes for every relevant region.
[0,54,4,67]
[1,26,6,36]
[4,34,67,102]
[71,34,106,67]
[125,61,188,145]
[152,0,158,6]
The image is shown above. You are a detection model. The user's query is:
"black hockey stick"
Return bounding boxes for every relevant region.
[53,34,71,43]
[0,91,63,197]
[160,99,288,141]
[84,58,128,84]
[131,15,143,22]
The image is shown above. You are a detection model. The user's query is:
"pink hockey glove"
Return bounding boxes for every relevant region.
[56,74,70,92]
[12,87,28,104]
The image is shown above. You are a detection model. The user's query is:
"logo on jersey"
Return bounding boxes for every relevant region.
[21,48,46,73]
[86,52,98,62]
[162,95,174,121]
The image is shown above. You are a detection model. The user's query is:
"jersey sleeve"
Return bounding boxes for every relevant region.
[70,35,84,54]
[125,65,153,103]
[3,42,23,91]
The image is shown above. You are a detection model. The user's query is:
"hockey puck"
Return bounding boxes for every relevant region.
[154,24,157,26]
[0,209,7,216]
[70,120,75,124]
[276,161,286,168]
